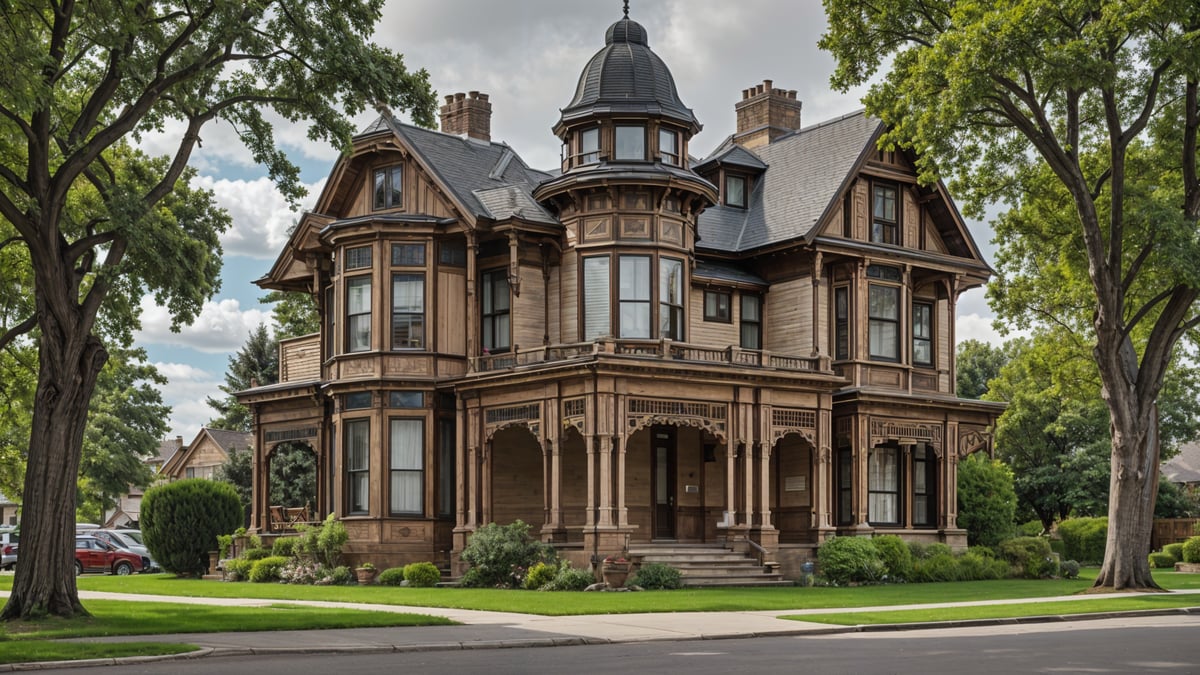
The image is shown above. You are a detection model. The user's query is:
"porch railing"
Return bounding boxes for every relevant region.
[470,338,831,374]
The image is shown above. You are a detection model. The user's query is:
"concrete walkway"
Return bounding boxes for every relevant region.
[5,588,1200,669]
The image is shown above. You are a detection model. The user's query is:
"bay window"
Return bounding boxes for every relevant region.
[389,419,423,515]
[868,444,900,525]
[619,255,651,338]
[659,258,683,340]
[346,420,370,514]
[580,127,599,164]
[867,265,902,362]
[346,276,372,352]
[583,256,610,340]
[391,274,424,349]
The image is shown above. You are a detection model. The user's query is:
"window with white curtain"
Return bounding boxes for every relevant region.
[345,419,370,514]
[619,255,651,338]
[659,257,683,340]
[391,274,424,349]
[347,276,371,352]
[389,419,423,515]
[868,445,900,525]
[583,256,610,340]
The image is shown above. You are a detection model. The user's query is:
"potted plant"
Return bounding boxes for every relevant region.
[601,554,632,589]
[355,561,377,585]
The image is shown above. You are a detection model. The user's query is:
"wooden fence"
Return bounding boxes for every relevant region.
[1151,518,1199,550]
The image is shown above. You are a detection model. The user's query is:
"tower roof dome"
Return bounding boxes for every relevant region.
[556,13,700,134]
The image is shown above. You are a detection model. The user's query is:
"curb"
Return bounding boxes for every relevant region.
[3,606,1196,670]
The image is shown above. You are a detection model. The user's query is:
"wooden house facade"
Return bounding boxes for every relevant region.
[238,11,1002,578]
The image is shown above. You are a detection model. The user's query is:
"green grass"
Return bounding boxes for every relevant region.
[0,641,196,665]
[788,593,1200,626]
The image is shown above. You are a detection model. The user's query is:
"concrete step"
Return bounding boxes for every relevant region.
[628,543,789,587]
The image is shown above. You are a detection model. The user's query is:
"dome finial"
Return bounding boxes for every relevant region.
[623,0,629,18]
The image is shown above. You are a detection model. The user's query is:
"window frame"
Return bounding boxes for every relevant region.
[725,174,747,208]
[659,257,684,341]
[912,444,936,528]
[614,124,646,161]
[580,127,600,165]
[346,275,372,353]
[618,255,652,339]
[740,293,762,350]
[345,245,372,271]
[373,165,403,210]
[388,417,424,516]
[481,268,511,353]
[703,290,732,323]
[439,239,466,267]
[868,444,902,526]
[659,128,679,165]
[871,181,899,245]
[345,419,370,515]
[391,243,425,267]
[834,285,850,360]
[867,282,900,362]
[913,301,934,367]
[437,417,456,519]
[837,447,853,526]
[582,255,611,340]
[391,273,425,350]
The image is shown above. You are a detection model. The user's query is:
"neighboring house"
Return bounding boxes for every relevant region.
[103,436,185,528]
[161,428,252,481]
[1163,441,1200,491]
[238,10,1002,577]
[0,491,17,527]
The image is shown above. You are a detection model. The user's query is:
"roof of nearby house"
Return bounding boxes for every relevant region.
[696,111,881,253]
[151,437,184,468]
[205,428,253,453]
[0,491,14,506]
[1163,441,1200,484]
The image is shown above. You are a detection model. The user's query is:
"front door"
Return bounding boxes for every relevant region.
[652,426,677,539]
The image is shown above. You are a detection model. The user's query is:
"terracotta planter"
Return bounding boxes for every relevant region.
[602,562,632,588]
[355,567,378,585]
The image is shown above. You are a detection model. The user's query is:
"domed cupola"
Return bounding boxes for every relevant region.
[556,10,700,135]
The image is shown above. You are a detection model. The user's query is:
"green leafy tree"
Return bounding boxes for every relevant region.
[213,446,253,526]
[261,290,320,339]
[0,1,436,620]
[823,0,1200,591]
[956,453,1017,548]
[207,324,278,432]
[956,339,1010,399]
[268,444,317,509]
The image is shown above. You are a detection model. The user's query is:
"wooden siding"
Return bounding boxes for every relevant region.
[350,157,458,220]
[437,271,466,355]
[280,335,321,383]
[547,263,562,345]
[560,251,579,343]
[688,288,739,347]
[764,277,812,354]
[513,265,546,350]
[903,185,920,249]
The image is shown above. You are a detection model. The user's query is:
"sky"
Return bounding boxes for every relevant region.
[133,0,1006,441]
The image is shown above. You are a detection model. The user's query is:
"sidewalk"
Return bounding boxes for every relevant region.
[59,588,1200,657]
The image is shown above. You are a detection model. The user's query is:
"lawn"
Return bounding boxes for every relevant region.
[0,568,1189,616]
[0,598,455,665]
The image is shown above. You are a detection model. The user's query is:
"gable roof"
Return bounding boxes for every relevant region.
[696,110,880,253]
[161,428,252,478]
[1163,441,1200,484]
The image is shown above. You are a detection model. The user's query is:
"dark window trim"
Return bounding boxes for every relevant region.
[703,290,732,323]
[388,417,424,516]
[345,245,372,271]
[579,127,600,165]
[871,181,899,245]
[868,282,900,362]
[481,268,511,353]
[346,275,372,353]
[615,124,647,161]
[391,273,425,350]
[659,127,680,166]
[725,174,747,208]
[912,444,936,528]
[913,301,934,367]
[867,443,903,527]
[391,242,425,267]
[439,239,467,267]
[740,293,762,350]
[659,256,684,341]
[373,165,403,210]
[618,254,652,339]
[345,418,370,515]
[834,285,849,361]
[836,447,853,526]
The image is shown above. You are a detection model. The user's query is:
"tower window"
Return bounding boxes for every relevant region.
[615,125,646,161]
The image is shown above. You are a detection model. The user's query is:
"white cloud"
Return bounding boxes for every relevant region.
[956,313,1027,347]
[193,175,324,260]
[137,297,273,354]
[153,361,223,441]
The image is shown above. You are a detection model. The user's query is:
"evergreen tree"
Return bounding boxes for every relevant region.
[207,325,278,432]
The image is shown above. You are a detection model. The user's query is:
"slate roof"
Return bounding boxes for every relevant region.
[693,260,766,286]
[205,428,253,452]
[696,111,882,253]
[1163,441,1200,485]
[693,143,768,172]
[364,116,553,224]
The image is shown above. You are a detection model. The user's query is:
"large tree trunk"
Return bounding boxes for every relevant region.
[0,315,107,619]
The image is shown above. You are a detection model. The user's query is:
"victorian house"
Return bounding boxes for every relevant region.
[239,10,1002,578]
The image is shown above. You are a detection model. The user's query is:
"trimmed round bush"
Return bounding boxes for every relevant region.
[541,565,594,591]
[1057,517,1107,564]
[404,561,442,588]
[1149,552,1176,569]
[1164,543,1185,562]
[631,562,683,590]
[998,536,1054,578]
[871,535,913,580]
[1182,536,1200,564]
[818,536,885,585]
[1060,560,1080,579]
[459,520,555,588]
[378,566,406,586]
[248,555,290,583]
[222,557,253,581]
[141,478,243,577]
[271,537,300,558]
[523,561,557,590]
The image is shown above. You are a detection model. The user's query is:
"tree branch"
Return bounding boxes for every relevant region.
[0,315,38,352]
[1121,242,1154,295]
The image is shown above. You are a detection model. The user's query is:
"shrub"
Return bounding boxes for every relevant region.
[871,535,913,580]
[1060,560,1080,579]
[141,478,243,577]
[222,557,254,581]
[459,520,555,588]
[1016,520,1044,537]
[272,537,300,558]
[1149,552,1177,569]
[279,557,326,584]
[326,565,353,585]
[404,562,442,588]
[1182,536,1200,564]
[912,553,960,582]
[378,566,407,586]
[541,565,595,591]
[294,514,349,568]
[1057,517,1107,564]
[217,534,233,559]
[248,555,290,583]
[998,536,1054,578]
[956,551,1010,580]
[631,562,683,590]
[523,561,558,590]
[957,454,1017,547]
[921,542,952,560]
[818,536,885,585]
[241,547,270,561]
[1164,543,1185,562]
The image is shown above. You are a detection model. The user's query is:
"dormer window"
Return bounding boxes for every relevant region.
[872,182,899,244]
[659,128,679,165]
[725,174,746,208]
[615,125,645,160]
[374,165,403,210]
[581,128,600,165]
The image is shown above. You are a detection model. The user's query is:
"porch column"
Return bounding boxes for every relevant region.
[855,418,871,529]
[545,439,562,533]
[598,434,614,527]
[480,437,493,525]
[742,442,755,527]
[815,410,832,531]
[585,435,599,527]
[615,434,629,528]
[466,231,479,366]
[455,399,470,531]
[945,423,959,529]
[757,441,772,528]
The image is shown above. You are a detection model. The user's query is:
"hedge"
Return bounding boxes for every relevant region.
[1057,517,1107,564]
[141,478,242,577]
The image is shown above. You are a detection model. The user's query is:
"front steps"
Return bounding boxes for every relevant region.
[627,543,791,587]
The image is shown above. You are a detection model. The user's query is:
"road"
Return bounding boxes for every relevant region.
[41,615,1200,675]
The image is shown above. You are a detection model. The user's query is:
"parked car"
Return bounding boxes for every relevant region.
[91,529,159,572]
[75,535,144,575]
[0,531,17,570]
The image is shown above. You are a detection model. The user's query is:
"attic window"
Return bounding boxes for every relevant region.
[725,174,746,208]
[374,165,403,210]
[871,182,898,245]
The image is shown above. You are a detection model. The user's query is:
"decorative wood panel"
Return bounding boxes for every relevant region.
[340,357,377,378]
[912,371,938,391]
[582,216,610,242]
[484,402,542,440]
[627,398,727,442]
[619,216,651,239]
[866,366,902,388]
[660,218,683,246]
[771,408,817,445]
[561,253,579,343]
[547,265,562,345]
[870,416,943,454]
[384,356,433,376]
[385,522,428,540]
[904,185,920,249]
[587,194,610,210]
[622,191,650,210]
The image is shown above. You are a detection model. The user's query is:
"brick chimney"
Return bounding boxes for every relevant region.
[733,80,801,149]
[440,91,492,142]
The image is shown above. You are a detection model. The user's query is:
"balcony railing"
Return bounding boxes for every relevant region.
[470,339,831,374]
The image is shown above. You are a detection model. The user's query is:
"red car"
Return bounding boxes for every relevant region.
[75,535,144,576]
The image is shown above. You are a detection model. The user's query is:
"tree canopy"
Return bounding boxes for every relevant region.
[0,0,436,620]
[822,0,1200,590]
[207,324,278,432]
